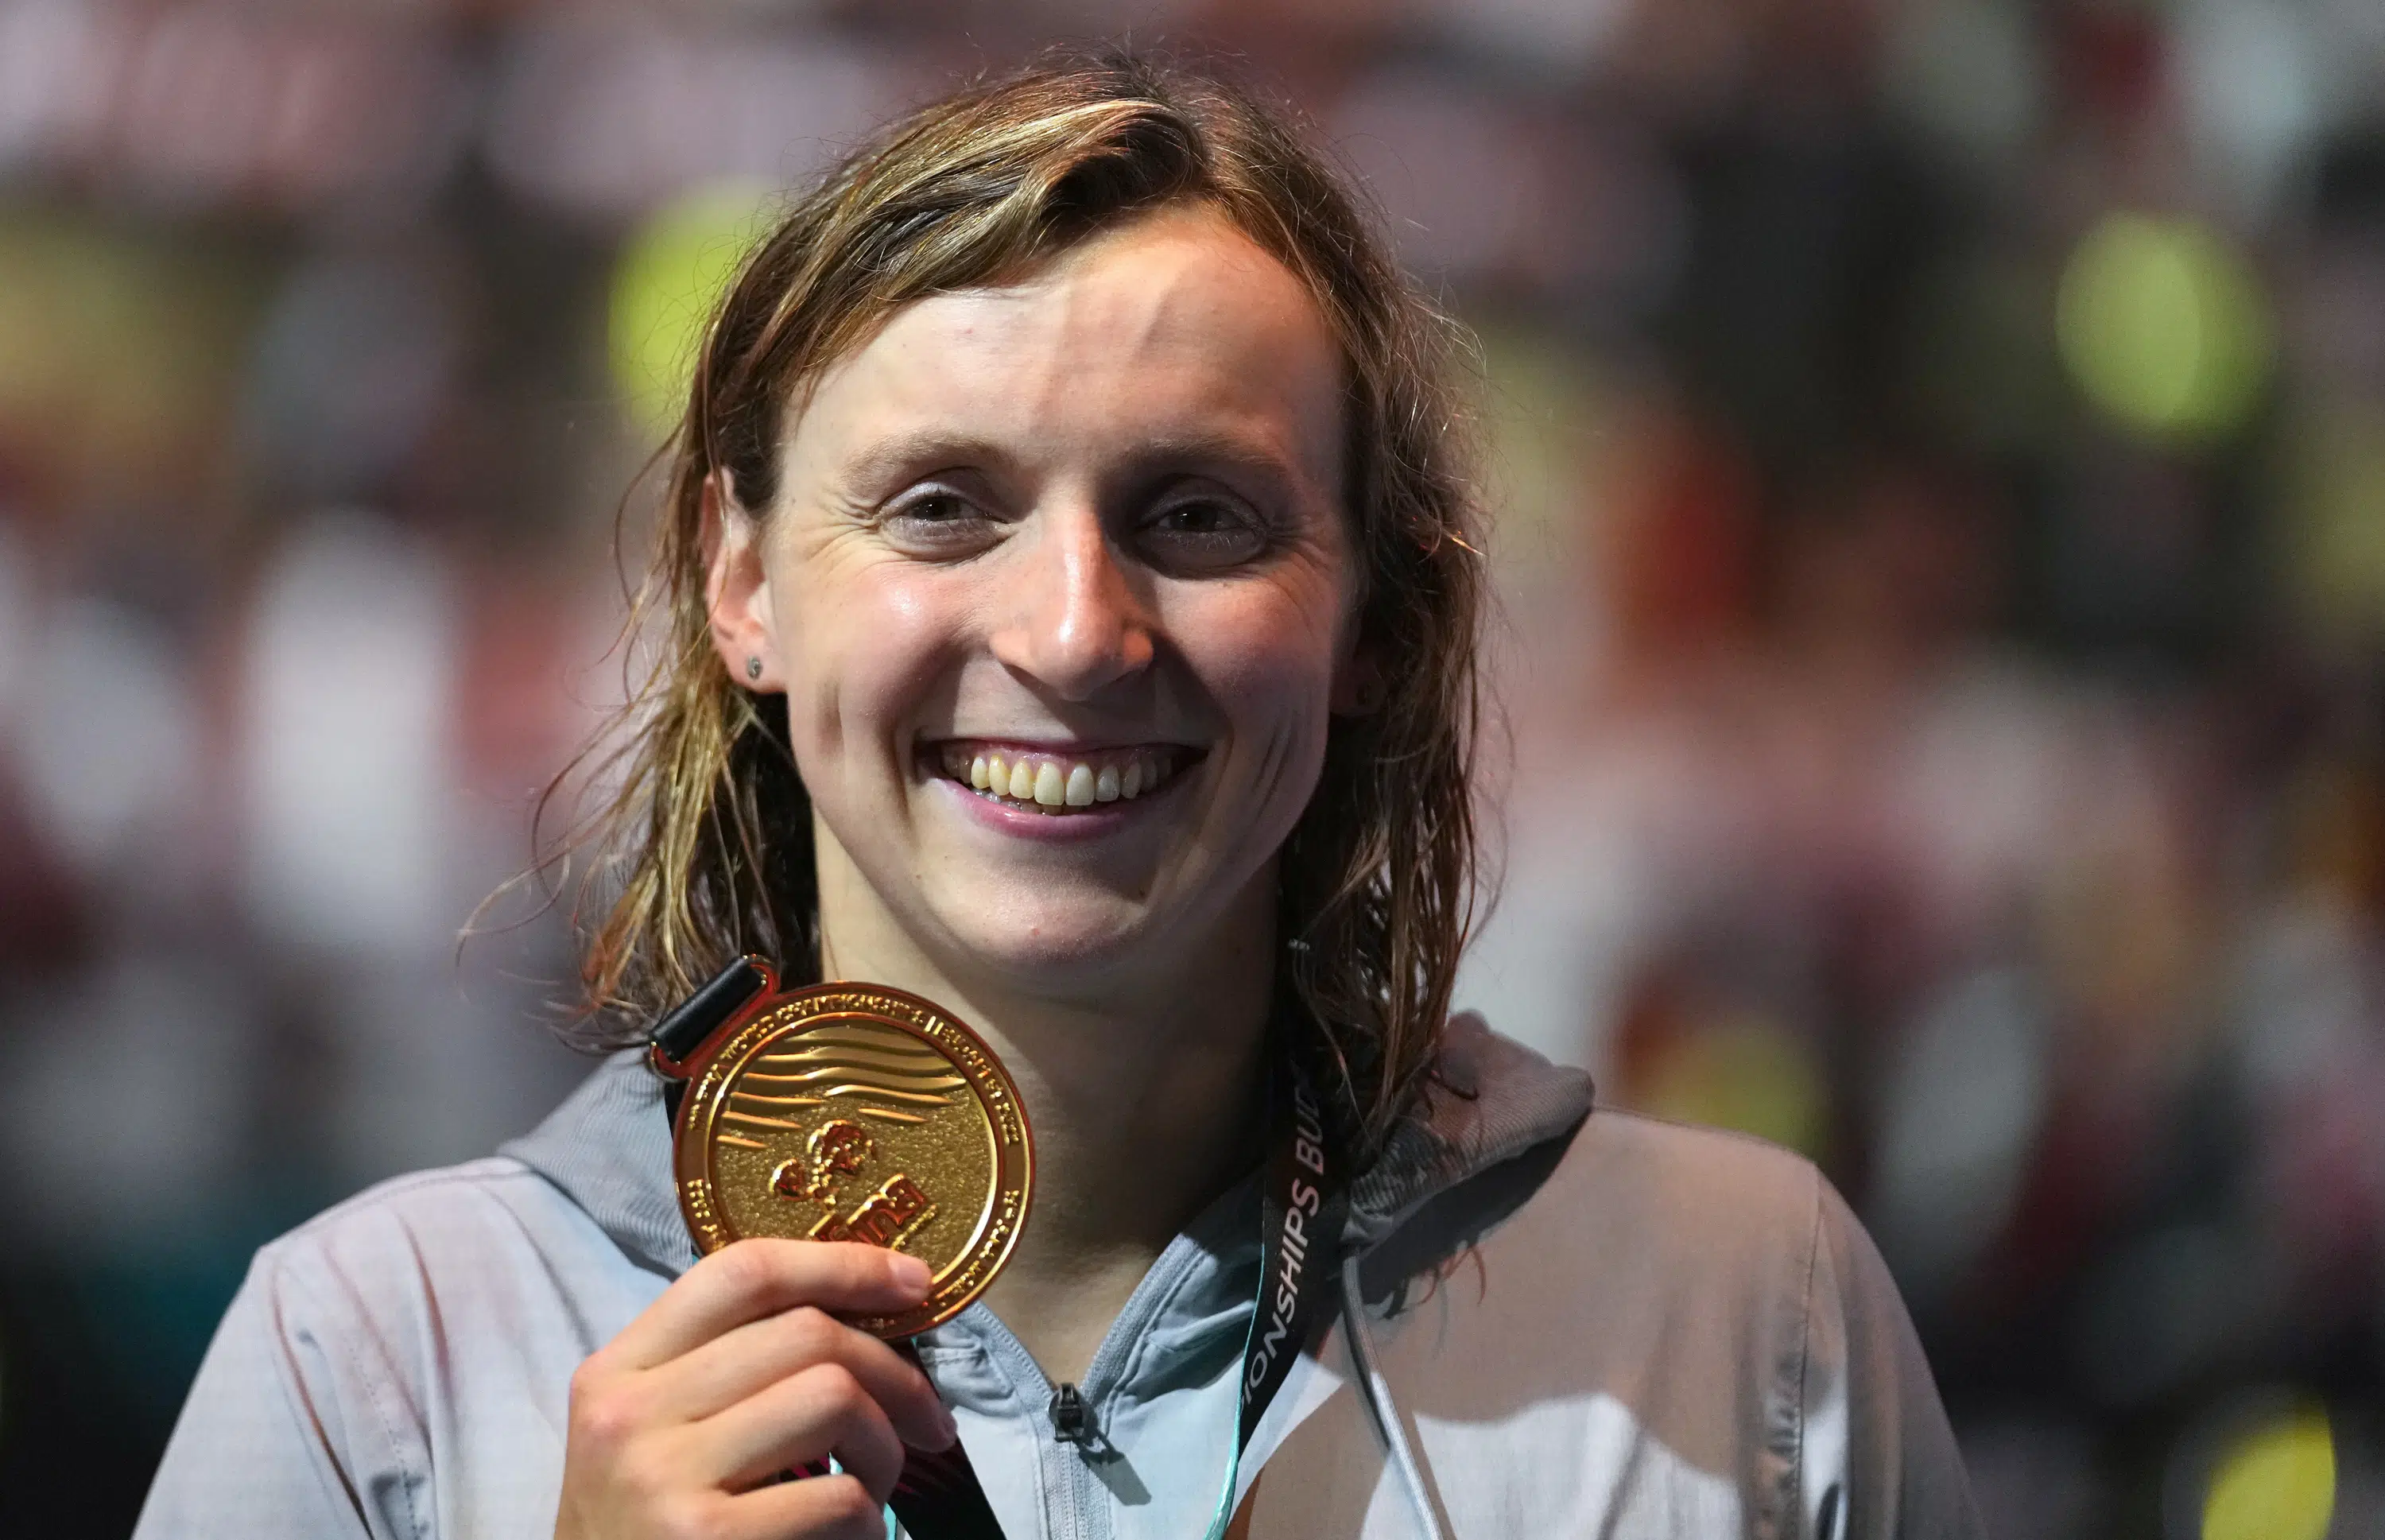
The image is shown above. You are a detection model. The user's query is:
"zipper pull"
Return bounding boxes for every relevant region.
[1047,1382,1094,1446]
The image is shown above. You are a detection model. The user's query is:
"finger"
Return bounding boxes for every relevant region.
[651,1304,956,1450]
[700,1362,908,1504]
[609,1240,932,1370]
[728,1472,888,1540]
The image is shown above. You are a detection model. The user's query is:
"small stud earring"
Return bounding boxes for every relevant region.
[746,657,763,681]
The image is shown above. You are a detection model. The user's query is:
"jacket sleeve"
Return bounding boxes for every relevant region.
[1796,1177,1983,1540]
[135,1243,426,1540]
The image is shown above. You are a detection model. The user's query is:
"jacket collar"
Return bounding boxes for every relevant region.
[501,1011,1594,1278]
[501,1050,696,1277]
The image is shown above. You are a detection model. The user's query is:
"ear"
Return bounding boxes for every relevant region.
[1329,632,1386,717]
[701,471,779,691]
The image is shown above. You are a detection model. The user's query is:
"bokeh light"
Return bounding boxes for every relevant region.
[2201,1404,2335,1540]
[607,180,773,437]
[0,217,244,503]
[1636,1014,1829,1162]
[2056,211,2275,440]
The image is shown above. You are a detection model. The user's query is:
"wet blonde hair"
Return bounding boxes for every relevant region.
[560,50,1485,1150]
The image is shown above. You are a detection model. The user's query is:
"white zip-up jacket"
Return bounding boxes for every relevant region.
[135,1015,1982,1538]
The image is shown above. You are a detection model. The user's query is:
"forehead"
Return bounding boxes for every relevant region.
[785,206,1346,493]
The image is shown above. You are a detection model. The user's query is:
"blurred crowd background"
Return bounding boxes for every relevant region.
[0,1,2379,1535]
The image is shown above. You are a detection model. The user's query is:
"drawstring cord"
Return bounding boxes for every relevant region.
[1339,1254,1453,1540]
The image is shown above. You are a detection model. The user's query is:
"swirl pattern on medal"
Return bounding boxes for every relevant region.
[709,1026,965,1148]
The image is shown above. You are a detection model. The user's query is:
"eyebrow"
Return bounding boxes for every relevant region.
[833,426,1324,501]
[1126,431,1317,498]
[832,430,1017,495]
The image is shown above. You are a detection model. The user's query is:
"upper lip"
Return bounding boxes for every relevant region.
[925,735,1201,754]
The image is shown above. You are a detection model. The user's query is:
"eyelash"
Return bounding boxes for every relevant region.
[1150,497,1237,530]
[1145,496,1270,549]
[883,487,983,526]
[873,488,999,554]
[874,483,1277,564]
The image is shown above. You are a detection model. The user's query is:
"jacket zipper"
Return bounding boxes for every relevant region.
[1048,1381,1096,1446]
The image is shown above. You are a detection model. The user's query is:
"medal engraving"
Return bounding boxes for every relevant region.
[673,983,1034,1338]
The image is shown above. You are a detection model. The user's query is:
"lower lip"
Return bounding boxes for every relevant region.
[929,770,1186,841]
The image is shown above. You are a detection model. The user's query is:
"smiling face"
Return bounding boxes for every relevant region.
[707,206,1367,999]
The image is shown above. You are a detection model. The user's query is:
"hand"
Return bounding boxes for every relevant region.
[553,1240,956,1540]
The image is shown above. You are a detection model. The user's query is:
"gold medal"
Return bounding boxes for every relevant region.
[669,977,1034,1338]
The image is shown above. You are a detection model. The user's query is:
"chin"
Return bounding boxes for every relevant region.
[925,888,1174,987]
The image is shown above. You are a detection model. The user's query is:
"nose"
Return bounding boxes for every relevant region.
[987,502,1155,700]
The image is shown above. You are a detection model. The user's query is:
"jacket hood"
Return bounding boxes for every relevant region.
[501,1011,1594,1279]
[1344,1012,1593,1247]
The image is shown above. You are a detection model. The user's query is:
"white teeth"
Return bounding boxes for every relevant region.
[948,747,1178,810]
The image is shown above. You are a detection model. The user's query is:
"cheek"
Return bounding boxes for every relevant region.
[778,564,963,772]
[1192,588,1346,764]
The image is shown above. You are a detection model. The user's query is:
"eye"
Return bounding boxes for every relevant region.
[880,484,999,555]
[1137,491,1270,573]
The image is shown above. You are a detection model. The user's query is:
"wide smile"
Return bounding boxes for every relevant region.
[931,741,1199,817]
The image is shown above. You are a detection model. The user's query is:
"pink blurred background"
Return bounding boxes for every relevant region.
[2,2,2383,1535]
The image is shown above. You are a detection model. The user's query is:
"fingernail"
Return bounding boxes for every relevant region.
[890,1252,931,1290]
[936,1404,960,1448]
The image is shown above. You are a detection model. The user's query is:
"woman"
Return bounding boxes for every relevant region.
[138,53,1980,1540]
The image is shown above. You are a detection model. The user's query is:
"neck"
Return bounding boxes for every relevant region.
[813,840,1275,1382]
